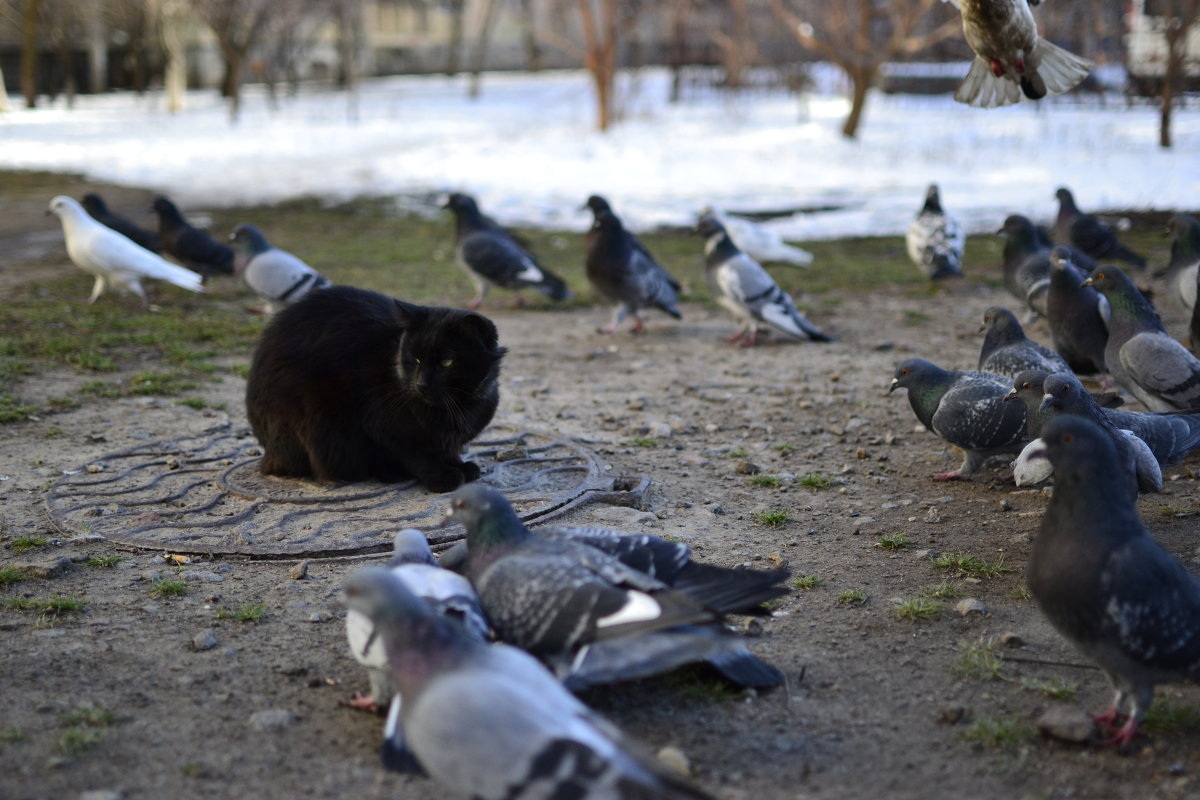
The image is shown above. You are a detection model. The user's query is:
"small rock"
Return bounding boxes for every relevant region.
[874,341,895,352]
[955,598,987,616]
[85,464,105,474]
[80,790,124,800]
[998,632,1025,649]
[937,706,965,725]
[1037,706,1095,743]
[17,557,73,579]
[999,499,1013,512]
[494,446,528,463]
[914,549,939,561]
[288,561,309,581]
[181,570,224,583]
[656,746,691,777]
[704,423,719,433]
[734,461,762,475]
[307,611,328,623]
[248,709,296,731]
[924,506,941,524]
[192,629,220,652]
[164,455,181,470]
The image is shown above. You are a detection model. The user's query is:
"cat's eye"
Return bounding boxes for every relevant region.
[441,358,454,368]
[414,358,421,365]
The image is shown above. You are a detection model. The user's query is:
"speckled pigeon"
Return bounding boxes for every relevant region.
[1159,214,1200,313]
[905,184,964,280]
[584,203,681,334]
[151,195,235,281]
[229,223,331,314]
[701,204,813,268]
[889,357,1027,480]
[696,214,832,346]
[997,214,1052,320]
[81,193,162,253]
[1027,415,1200,748]
[945,0,1092,108]
[1084,266,1200,412]
[343,567,714,798]
[444,192,570,309]
[1047,246,1108,374]
[1054,187,1145,270]
[977,306,1070,379]
[47,195,204,307]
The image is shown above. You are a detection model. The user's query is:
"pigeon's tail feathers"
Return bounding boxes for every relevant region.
[673,563,791,616]
[929,254,963,281]
[763,300,834,342]
[773,244,814,268]
[1032,38,1093,98]
[144,259,206,293]
[656,299,683,320]
[955,57,1023,108]
[380,696,427,775]
[559,628,732,689]
[534,269,572,301]
[707,648,784,688]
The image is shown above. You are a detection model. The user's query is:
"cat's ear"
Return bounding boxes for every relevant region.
[393,300,420,328]
[459,312,500,348]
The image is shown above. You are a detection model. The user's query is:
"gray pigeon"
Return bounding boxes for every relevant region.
[701,204,813,267]
[1055,187,1146,270]
[344,529,489,773]
[1004,369,1123,439]
[1027,415,1200,748]
[905,184,964,280]
[1083,266,1200,412]
[889,357,1027,480]
[977,306,1070,379]
[229,223,331,314]
[1047,246,1108,374]
[82,193,162,253]
[583,203,682,334]
[1158,214,1200,313]
[948,0,1092,107]
[47,195,204,307]
[997,214,1051,320]
[444,192,570,309]
[696,214,832,345]
[343,567,714,798]
[584,196,683,290]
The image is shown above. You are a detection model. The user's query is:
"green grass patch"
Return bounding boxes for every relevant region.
[59,706,117,728]
[962,717,1036,749]
[751,509,791,529]
[0,565,26,586]
[933,553,1013,579]
[797,472,831,489]
[876,531,911,550]
[772,443,796,454]
[836,588,868,606]
[1009,585,1032,601]
[792,575,823,591]
[149,578,187,598]
[216,602,266,623]
[0,726,25,743]
[919,580,964,600]
[0,390,37,423]
[177,397,225,411]
[2,594,85,625]
[10,536,49,555]
[655,665,741,701]
[1018,677,1077,701]
[83,556,126,568]
[627,437,659,448]
[952,638,1003,680]
[726,447,748,458]
[892,597,941,621]
[748,474,780,488]
[58,726,106,756]
[1142,698,1200,735]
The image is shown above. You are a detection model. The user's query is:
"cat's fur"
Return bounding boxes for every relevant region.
[246,285,505,492]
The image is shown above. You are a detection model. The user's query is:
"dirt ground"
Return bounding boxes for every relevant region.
[3,181,1200,800]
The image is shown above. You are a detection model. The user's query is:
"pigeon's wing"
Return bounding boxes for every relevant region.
[628,248,680,311]
[908,211,963,278]
[242,250,322,302]
[1118,429,1163,494]
[173,227,235,271]
[460,230,546,288]
[932,375,1027,451]
[535,525,692,581]
[1070,215,1118,257]
[396,563,490,642]
[626,234,681,290]
[1012,438,1052,486]
[1119,332,1200,410]
[345,608,386,669]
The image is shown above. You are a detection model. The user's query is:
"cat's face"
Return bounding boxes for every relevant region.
[395,308,503,402]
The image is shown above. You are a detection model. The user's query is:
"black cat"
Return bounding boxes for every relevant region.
[246,285,505,492]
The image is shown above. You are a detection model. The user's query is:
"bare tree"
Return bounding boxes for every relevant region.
[768,0,959,138]
[0,65,10,111]
[445,0,466,75]
[516,0,543,71]
[20,0,39,108]
[190,0,271,121]
[1158,0,1200,148]
[467,0,501,98]
[711,0,756,88]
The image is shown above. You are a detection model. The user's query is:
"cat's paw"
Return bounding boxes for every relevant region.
[460,460,481,482]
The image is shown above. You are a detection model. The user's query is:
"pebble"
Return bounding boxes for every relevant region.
[288,561,309,581]
[924,506,941,524]
[181,570,225,583]
[937,706,965,725]
[734,461,762,475]
[998,632,1025,648]
[80,791,123,800]
[656,746,691,777]
[248,709,297,731]
[85,463,105,474]
[1037,706,1095,743]
[955,598,987,616]
[193,629,220,652]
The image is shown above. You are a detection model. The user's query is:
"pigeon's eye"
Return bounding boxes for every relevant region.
[1061,386,1069,394]
[441,358,454,368]
[1063,432,1074,444]
[902,369,909,376]
[455,500,466,509]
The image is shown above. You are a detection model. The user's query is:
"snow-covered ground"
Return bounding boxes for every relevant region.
[2,67,1196,240]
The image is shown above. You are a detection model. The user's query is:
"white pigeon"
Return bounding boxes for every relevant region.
[906,184,965,280]
[701,204,813,267]
[47,195,204,307]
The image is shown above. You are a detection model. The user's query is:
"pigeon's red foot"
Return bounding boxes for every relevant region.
[989,59,1005,78]
[598,323,618,335]
[630,318,645,335]
[725,329,747,343]
[466,298,483,310]
[1015,58,1026,74]
[344,692,379,712]
[1091,706,1125,731]
[1098,718,1138,749]
[931,470,967,481]
[738,331,759,348]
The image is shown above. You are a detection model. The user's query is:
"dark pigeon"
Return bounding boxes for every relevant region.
[343,567,714,798]
[977,306,1070,379]
[1004,369,1123,438]
[1158,214,1200,312]
[151,195,235,280]
[1027,415,1200,748]
[444,192,570,309]
[1084,265,1200,412]
[696,214,832,345]
[1047,246,1108,374]
[81,193,162,253]
[889,357,1027,480]
[997,214,1052,320]
[905,184,964,280]
[229,223,331,314]
[584,205,682,334]
[1054,187,1146,270]
[584,195,682,291]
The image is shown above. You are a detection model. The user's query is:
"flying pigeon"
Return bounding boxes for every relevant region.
[151,195,236,281]
[229,223,331,314]
[696,214,832,345]
[583,203,682,334]
[1026,415,1200,748]
[1047,246,1108,374]
[1083,266,1200,412]
[584,196,683,290]
[1158,213,1200,314]
[700,204,814,268]
[905,184,964,280]
[997,214,1051,320]
[1054,187,1146,270]
[343,567,714,798]
[444,192,570,309]
[46,195,204,307]
[889,357,1027,480]
[944,0,1092,108]
[977,306,1070,379]
[81,193,162,253]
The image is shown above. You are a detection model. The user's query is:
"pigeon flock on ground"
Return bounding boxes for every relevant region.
[40,175,1200,797]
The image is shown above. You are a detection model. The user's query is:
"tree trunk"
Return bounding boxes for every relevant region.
[519,0,542,71]
[446,0,466,76]
[1159,14,1189,149]
[21,0,40,108]
[468,0,500,98]
[667,0,688,104]
[842,66,875,139]
[161,1,187,113]
[86,0,106,94]
[0,65,11,112]
[223,48,243,122]
[54,30,76,107]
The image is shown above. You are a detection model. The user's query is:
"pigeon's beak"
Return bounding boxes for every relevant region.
[1038,393,1054,412]
[1081,277,1094,288]
[887,378,900,394]
[1003,388,1018,402]
[977,323,986,333]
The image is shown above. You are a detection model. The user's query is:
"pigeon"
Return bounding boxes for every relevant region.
[905,184,964,280]
[1026,415,1200,748]
[695,214,832,345]
[889,357,1027,480]
[1083,265,1200,412]
[584,196,683,290]
[81,193,162,253]
[583,203,682,334]
[151,195,236,281]
[977,306,1070,379]
[1054,187,1146,270]
[945,0,1092,108]
[1158,213,1200,314]
[343,567,714,798]
[700,204,814,268]
[229,223,331,314]
[46,195,204,307]
[1004,369,1123,439]
[1047,246,1108,374]
[444,192,570,309]
[997,214,1051,320]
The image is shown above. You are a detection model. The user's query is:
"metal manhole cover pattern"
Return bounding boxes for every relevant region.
[46,422,647,559]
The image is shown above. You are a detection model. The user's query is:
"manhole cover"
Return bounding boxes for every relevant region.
[45,422,648,559]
